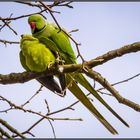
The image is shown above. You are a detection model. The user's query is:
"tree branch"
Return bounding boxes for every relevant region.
[21,85,43,107]
[98,73,140,91]
[83,67,140,111]
[87,42,140,68]
[0,41,140,85]
[0,41,140,113]
[15,1,73,9]
[0,95,82,121]
[0,39,19,45]
[0,118,26,138]
[0,126,12,138]
[0,9,47,21]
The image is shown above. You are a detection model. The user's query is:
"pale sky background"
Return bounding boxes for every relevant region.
[0,1,140,138]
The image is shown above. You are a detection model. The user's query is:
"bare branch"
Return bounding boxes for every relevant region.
[21,85,43,107]
[44,99,51,114]
[15,1,42,8]
[53,1,73,8]
[0,41,140,86]
[0,126,12,138]
[15,1,73,9]
[63,29,84,62]
[83,67,140,111]
[87,42,140,68]
[0,21,10,31]
[1,19,17,35]
[38,1,61,30]
[0,39,19,45]
[69,29,79,34]
[20,99,83,136]
[0,9,47,21]
[98,73,140,92]
[0,95,82,121]
[48,120,56,138]
[0,118,26,138]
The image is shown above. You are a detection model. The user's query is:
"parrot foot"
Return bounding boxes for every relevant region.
[55,51,65,65]
[47,61,54,69]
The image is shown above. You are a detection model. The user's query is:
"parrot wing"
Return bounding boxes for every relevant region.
[36,35,67,95]
[19,50,30,71]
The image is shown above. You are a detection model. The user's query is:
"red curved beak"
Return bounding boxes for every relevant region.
[30,22,36,32]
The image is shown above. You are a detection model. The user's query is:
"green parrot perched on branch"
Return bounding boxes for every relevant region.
[27,14,129,134]
[20,34,63,95]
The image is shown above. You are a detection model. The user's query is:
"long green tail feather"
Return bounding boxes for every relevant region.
[66,74,118,135]
[73,72,129,127]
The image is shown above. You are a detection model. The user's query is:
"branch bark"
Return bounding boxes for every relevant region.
[0,41,140,85]
[87,42,140,68]
[0,41,140,112]
[0,118,26,138]
[0,126,12,138]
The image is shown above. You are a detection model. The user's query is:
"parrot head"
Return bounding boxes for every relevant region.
[28,14,46,34]
[20,34,38,49]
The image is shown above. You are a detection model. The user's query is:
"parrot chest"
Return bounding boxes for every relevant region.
[22,45,53,72]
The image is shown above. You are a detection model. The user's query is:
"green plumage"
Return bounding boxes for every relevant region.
[20,34,63,94]
[20,34,55,72]
[28,14,129,134]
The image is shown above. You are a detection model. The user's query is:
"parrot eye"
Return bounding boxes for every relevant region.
[21,34,24,38]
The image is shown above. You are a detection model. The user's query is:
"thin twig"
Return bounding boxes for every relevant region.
[0,107,13,113]
[0,21,10,31]
[0,95,82,120]
[20,99,82,135]
[15,1,42,8]
[15,1,73,9]
[98,90,112,96]
[44,99,50,114]
[69,29,79,34]
[48,120,56,138]
[62,29,84,62]
[21,85,43,107]
[1,20,17,35]
[98,73,140,92]
[0,9,46,21]
[38,1,61,31]
[0,39,19,45]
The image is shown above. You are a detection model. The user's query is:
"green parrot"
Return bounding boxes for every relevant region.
[28,14,129,133]
[20,34,64,95]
